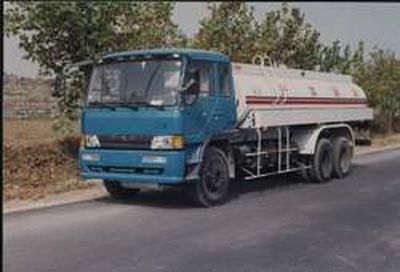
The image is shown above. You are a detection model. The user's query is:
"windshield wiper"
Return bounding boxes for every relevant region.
[90,101,141,111]
[109,102,139,111]
[128,101,166,110]
[87,101,116,110]
[87,101,165,111]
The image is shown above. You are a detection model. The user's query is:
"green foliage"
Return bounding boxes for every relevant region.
[354,49,400,134]
[193,2,322,69]
[319,40,346,73]
[318,40,399,134]
[5,1,185,134]
[192,2,258,63]
[5,2,185,74]
[52,114,80,137]
[319,40,365,74]
[256,3,322,69]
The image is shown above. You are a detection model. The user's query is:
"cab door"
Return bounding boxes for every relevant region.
[182,60,216,142]
[212,62,236,131]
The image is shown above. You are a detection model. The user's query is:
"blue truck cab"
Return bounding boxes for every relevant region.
[80,49,237,205]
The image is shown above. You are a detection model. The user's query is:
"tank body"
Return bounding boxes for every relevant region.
[232,62,373,128]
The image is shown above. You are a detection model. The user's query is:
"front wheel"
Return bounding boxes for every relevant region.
[187,147,231,207]
[103,180,140,199]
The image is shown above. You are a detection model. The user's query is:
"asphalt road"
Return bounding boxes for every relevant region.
[4,149,400,272]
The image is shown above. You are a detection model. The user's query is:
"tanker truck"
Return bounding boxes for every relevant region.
[74,48,373,206]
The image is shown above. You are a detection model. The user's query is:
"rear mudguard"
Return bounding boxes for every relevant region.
[292,123,354,155]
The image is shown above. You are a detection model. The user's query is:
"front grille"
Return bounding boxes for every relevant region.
[97,135,152,149]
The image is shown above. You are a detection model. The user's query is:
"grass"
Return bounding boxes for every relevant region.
[4,119,55,145]
[4,119,79,146]
[4,119,87,201]
[371,133,400,146]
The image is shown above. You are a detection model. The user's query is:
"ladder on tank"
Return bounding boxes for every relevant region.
[241,126,305,180]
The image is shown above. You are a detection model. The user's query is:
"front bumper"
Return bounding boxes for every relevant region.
[80,148,186,185]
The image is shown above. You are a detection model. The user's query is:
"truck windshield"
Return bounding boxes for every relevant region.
[86,59,183,107]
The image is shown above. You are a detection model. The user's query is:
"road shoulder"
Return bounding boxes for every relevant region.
[4,182,107,214]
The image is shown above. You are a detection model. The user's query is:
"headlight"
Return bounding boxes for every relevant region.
[151,135,184,149]
[84,134,101,148]
[82,153,100,161]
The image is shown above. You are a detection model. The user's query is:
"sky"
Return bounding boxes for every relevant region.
[3,2,400,78]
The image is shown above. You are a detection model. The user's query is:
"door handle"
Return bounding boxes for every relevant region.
[213,113,222,120]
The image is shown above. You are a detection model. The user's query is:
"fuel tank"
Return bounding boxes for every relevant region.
[232,62,373,128]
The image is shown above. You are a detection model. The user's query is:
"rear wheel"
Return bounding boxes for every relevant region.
[309,138,334,183]
[187,147,231,207]
[332,137,353,178]
[103,180,140,199]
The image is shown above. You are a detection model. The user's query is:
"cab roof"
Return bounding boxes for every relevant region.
[103,48,230,63]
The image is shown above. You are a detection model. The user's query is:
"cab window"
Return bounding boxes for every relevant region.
[184,61,212,104]
[218,63,232,97]
[199,65,211,95]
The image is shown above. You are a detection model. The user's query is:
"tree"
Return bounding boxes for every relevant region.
[354,49,400,134]
[349,41,366,76]
[319,40,358,74]
[5,1,186,135]
[256,2,322,70]
[192,2,258,63]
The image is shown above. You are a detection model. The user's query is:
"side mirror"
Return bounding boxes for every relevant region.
[180,78,195,92]
[180,78,200,105]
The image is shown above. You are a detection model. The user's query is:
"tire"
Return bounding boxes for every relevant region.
[187,147,231,207]
[332,137,353,178]
[103,180,140,199]
[310,138,334,183]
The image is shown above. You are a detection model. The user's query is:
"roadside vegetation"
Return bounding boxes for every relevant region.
[4,120,87,201]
